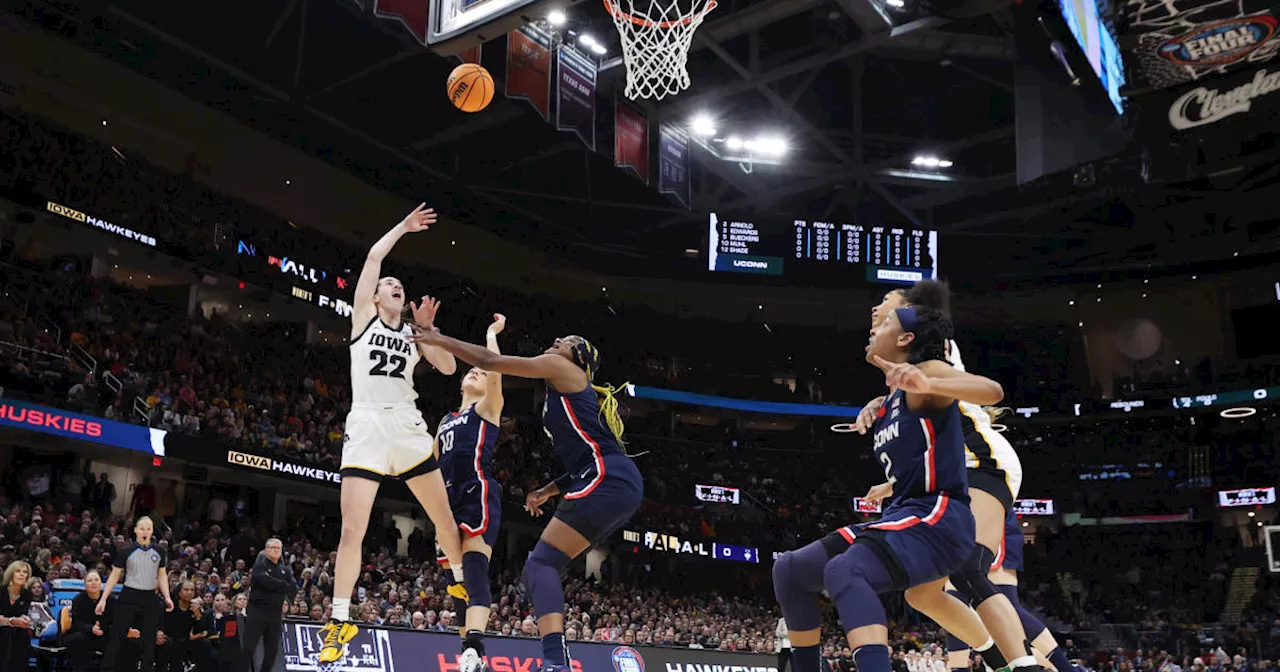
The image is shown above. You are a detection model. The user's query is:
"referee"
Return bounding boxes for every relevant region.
[240,538,295,672]
[98,516,174,672]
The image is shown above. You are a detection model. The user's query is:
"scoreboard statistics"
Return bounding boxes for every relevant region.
[707,212,938,285]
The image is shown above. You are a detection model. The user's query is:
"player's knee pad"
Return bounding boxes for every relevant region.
[522,542,570,617]
[950,545,1002,605]
[462,552,492,609]
[772,546,828,632]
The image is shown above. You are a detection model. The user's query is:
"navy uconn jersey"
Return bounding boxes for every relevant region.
[871,388,968,505]
[542,386,626,497]
[437,403,499,491]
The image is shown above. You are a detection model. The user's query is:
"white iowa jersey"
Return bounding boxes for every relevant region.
[350,317,420,404]
[948,339,1020,479]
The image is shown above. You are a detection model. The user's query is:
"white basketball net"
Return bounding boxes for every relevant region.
[605,0,717,101]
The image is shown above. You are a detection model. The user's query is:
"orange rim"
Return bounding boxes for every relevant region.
[602,0,717,29]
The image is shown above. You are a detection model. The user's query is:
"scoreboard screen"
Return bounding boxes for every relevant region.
[1219,487,1276,507]
[707,213,938,285]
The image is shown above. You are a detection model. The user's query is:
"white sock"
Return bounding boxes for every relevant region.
[975,639,996,652]
[331,597,350,622]
[1009,655,1039,669]
[452,566,465,583]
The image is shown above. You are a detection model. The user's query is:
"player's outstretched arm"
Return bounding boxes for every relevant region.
[476,313,506,423]
[874,355,1004,409]
[410,326,583,391]
[409,296,457,375]
[352,204,437,326]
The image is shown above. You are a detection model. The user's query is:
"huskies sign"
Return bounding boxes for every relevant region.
[1122,0,1280,94]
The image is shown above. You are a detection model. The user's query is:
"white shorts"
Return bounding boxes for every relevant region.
[341,403,438,480]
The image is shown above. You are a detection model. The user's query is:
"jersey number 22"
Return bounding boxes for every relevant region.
[368,350,408,379]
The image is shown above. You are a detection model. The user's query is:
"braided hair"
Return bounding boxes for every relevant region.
[568,337,628,446]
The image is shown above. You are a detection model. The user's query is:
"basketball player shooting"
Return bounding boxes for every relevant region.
[317,204,469,665]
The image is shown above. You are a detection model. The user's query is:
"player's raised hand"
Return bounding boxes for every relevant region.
[400,203,437,232]
[873,355,932,394]
[854,396,885,434]
[488,313,506,336]
[410,295,441,329]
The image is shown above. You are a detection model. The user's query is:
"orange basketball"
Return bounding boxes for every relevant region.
[447,63,494,113]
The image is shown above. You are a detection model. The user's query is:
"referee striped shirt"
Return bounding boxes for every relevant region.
[112,541,167,592]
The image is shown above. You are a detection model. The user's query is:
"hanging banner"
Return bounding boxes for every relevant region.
[1149,64,1280,134]
[1121,0,1280,94]
[455,44,481,64]
[614,98,649,184]
[373,0,430,46]
[658,123,690,209]
[505,25,552,120]
[556,46,598,151]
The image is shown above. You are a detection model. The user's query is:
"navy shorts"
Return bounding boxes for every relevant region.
[827,493,975,591]
[554,455,643,544]
[992,507,1024,573]
[450,477,502,548]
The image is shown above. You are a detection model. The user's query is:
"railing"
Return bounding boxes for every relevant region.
[102,371,121,395]
[0,340,70,366]
[132,396,153,425]
[71,343,96,374]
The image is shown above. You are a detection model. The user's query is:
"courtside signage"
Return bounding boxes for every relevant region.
[1168,67,1280,129]
[226,450,341,484]
[0,397,166,456]
[46,201,157,246]
[622,529,760,563]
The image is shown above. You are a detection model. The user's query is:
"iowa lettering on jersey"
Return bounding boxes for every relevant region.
[367,332,412,354]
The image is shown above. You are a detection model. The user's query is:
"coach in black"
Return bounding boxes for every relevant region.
[98,516,174,672]
[240,538,295,672]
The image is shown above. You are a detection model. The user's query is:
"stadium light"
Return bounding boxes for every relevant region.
[725,136,744,150]
[691,114,717,137]
[755,136,788,156]
[590,42,607,55]
[547,9,567,25]
[912,155,952,168]
[579,33,598,48]
[886,0,905,6]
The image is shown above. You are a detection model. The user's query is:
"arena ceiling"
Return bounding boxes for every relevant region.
[12,0,1280,284]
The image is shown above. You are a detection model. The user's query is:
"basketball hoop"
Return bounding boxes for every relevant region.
[603,0,717,100]
[830,423,858,433]
[1221,407,1257,418]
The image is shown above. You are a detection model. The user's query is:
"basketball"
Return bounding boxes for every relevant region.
[447,63,494,113]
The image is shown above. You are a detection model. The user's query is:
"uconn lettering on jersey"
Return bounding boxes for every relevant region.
[367,331,412,354]
[438,412,471,434]
[873,422,900,450]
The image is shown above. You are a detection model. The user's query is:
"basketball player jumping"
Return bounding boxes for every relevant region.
[409,328,642,672]
[318,204,469,665]
[435,313,507,672]
[773,281,1003,672]
[858,286,1054,672]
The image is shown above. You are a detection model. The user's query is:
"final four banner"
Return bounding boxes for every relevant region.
[657,123,691,209]
[614,98,649,183]
[506,25,552,120]
[556,46,598,151]
[372,0,429,45]
[1121,0,1280,94]
[275,621,779,672]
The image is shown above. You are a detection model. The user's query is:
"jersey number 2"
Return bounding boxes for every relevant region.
[368,351,408,379]
[878,452,894,481]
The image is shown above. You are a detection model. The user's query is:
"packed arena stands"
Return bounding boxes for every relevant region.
[5,85,1280,672]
